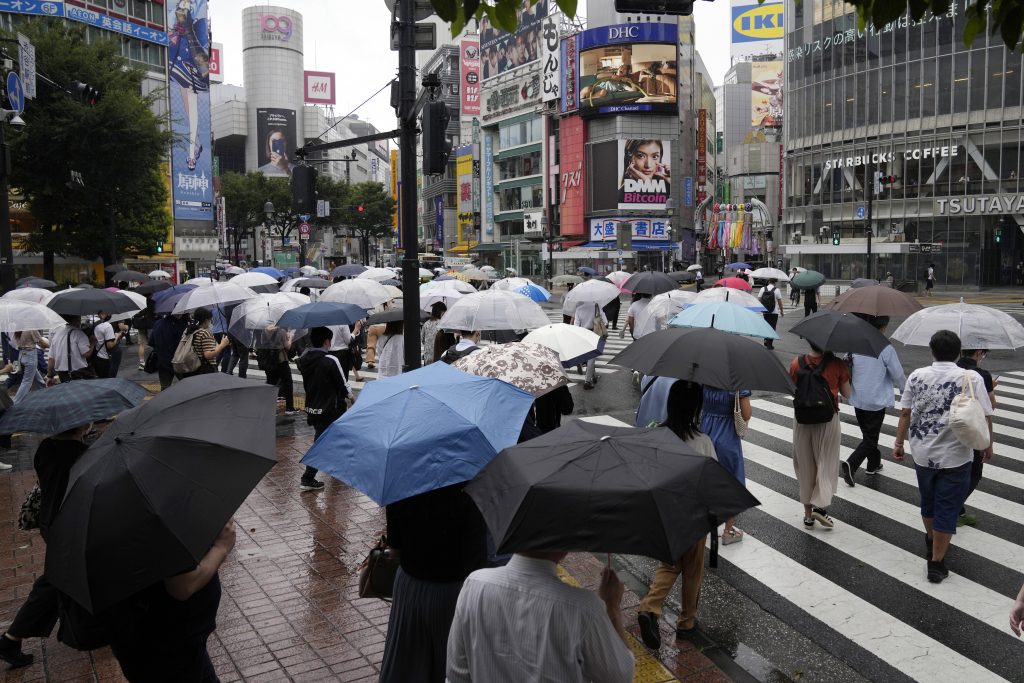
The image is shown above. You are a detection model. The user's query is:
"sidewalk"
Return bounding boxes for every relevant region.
[0,410,731,682]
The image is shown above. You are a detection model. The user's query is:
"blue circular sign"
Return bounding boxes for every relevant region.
[6,72,24,115]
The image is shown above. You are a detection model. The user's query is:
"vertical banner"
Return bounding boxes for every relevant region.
[460,39,481,116]
[456,145,473,243]
[168,0,213,220]
[209,42,223,84]
[697,109,707,187]
[540,12,560,103]
[434,195,444,249]
[751,60,783,128]
[617,139,671,210]
[390,149,399,229]
[561,34,577,113]
[483,133,494,236]
[17,33,35,99]
[256,108,297,176]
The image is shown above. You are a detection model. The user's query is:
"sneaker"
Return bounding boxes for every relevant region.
[0,633,33,668]
[0,461,12,471]
[583,382,594,390]
[637,611,661,650]
[631,371,641,388]
[957,513,977,527]
[927,559,949,583]
[865,463,884,475]
[137,362,146,370]
[803,516,814,528]
[300,480,325,492]
[840,460,855,488]
[812,508,834,529]
[675,623,698,639]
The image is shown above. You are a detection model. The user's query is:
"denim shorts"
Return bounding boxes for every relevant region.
[915,461,972,534]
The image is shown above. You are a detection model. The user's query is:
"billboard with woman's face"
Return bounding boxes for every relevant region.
[618,139,671,210]
[479,0,547,81]
[256,108,296,177]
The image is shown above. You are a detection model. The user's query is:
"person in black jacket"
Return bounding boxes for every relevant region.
[150,315,189,391]
[296,327,351,492]
[533,385,574,433]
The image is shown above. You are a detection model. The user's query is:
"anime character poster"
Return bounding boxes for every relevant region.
[617,139,671,210]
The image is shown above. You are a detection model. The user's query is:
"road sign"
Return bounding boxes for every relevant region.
[17,34,35,100]
[855,206,866,220]
[298,221,311,240]
[617,249,623,257]
[6,72,24,114]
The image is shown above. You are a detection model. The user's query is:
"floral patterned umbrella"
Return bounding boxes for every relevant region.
[453,342,569,397]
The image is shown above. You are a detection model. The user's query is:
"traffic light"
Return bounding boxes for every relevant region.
[879,175,899,187]
[69,81,100,106]
[291,165,318,215]
[155,240,163,254]
[995,227,1003,243]
[358,205,364,214]
[421,100,452,176]
[831,229,840,246]
[614,0,697,15]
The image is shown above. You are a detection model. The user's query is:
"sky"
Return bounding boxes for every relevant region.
[209,0,735,135]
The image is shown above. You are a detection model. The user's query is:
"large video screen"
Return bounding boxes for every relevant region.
[578,42,677,114]
[479,0,547,81]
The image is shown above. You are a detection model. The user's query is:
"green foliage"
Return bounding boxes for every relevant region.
[346,181,397,243]
[440,0,578,39]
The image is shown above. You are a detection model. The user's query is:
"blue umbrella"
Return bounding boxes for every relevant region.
[276,302,368,329]
[380,278,402,286]
[251,266,284,279]
[515,282,551,302]
[0,379,147,435]
[726,262,752,270]
[283,267,301,276]
[152,283,196,306]
[332,264,367,278]
[578,267,598,276]
[669,301,779,339]
[154,290,192,315]
[301,362,534,506]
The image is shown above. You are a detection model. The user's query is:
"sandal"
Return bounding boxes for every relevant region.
[722,528,744,545]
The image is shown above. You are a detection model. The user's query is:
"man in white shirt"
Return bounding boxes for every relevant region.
[446,552,634,683]
[757,278,784,349]
[46,317,94,384]
[92,312,128,378]
[572,302,607,390]
[624,294,651,339]
[893,330,992,584]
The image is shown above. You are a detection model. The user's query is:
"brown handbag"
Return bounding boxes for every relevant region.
[357,535,399,601]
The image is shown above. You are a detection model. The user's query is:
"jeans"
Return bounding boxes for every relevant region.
[13,349,45,404]
[847,408,886,473]
[584,358,597,385]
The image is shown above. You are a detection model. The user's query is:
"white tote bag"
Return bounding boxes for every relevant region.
[948,372,990,450]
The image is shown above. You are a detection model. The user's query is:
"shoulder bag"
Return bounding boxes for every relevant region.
[733,391,748,438]
[949,371,990,450]
[591,303,608,338]
[357,534,399,601]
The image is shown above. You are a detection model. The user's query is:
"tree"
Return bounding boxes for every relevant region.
[5,22,172,276]
[220,172,270,264]
[346,182,397,266]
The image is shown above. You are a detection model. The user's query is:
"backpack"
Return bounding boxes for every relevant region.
[171,329,203,375]
[759,286,777,313]
[793,356,836,424]
[441,344,478,364]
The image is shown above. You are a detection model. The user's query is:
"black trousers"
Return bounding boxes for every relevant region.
[804,299,818,316]
[763,313,779,348]
[8,574,60,639]
[961,450,985,513]
[303,424,329,483]
[227,338,248,379]
[92,356,111,379]
[157,368,175,390]
[847,407,886,473]
[265,361,294,411]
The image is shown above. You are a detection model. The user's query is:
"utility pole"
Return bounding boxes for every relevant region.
[865,161,874,280]
[0,123,14,292]
[397,0,421,371]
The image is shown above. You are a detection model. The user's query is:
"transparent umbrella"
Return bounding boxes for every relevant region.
[687,287,766,311]
[0,300,66,336]
[228,292,310,348]
[321,279,392,309]
[562,279,622,314]
[440,290,550,331]
[171,282,258,314]
[891,298,1024,349]
[633,290,699,338]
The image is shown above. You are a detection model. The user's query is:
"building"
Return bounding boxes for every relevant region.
[417,43,461,255]
[782,0,1024,287]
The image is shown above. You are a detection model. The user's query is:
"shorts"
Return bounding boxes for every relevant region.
[925,279,934,289]
[915,461,971,534]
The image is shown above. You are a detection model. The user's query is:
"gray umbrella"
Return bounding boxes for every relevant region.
[623,271,678,296]
[791,311,891,357]
[111,270,151,283]
[47,289,142,316]
[0,379,147,435]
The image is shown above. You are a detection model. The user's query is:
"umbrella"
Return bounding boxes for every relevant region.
[420,288,466,312]
[284,267,302,277]
[522,323,606,367]
[480,265,496,272]
[461,268,490,282]
[228,292,309,347]
[0,378,147,435]
[383,284,403,300]
[714,276,752,292]
[515,282,551,303]
[890,299,1024,349]
[828,285,923,317]
[552,274,583,286]
[452,342,569,397]
[111,270,150,283]
[447,271,473,282]
[230,272,279,289]
[299,265,317,276]
[294,277,331,289]
[367,307,428,325]
[19,278,57,289]
[0,300,67,336]
[686,264,703,272]
[668,271,696,283]
[172,282,257,315]
[622,271,677,296]
[301,362,534,506]
[749,267,791,282]
[605,270,632,286]
[1,288,54,305]
[224,266,245,276]
[726,261,752,270]
[610,327,795,393]
[466,421,760,564]
[688,287,766,311]
[423,279,479,294]
[45,375,277,613]
[73,284,94,289]
[276,302,368,330]
[147,270,171,279]
[668,301,779,339]
[632,291,699,338]
[321,279,392,310]
[47,289,142,316]
[104,263,128,273]
[107,290,148,323]
[791,270,827,289]
[152,283,196,306]
[358,267,400,282]
[577,267,598,276]
[562,278,622,314]
[133,280,172,296]
[850,278,880,288]
[491,277,532,292]
[251,266,284,279]
[332,264,367,278]
[790,311,890,357]
[380,278,402,286]
[440,290,551,331]
[418,268,435,279]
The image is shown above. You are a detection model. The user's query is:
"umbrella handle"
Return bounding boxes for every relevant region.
[708,513,719,569]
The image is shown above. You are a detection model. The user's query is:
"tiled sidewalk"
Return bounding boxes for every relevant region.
[1,417,730,682]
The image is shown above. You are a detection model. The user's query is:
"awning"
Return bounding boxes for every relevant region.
[470,243,506,252]
[559,239,587,249]
[447,245,471,253]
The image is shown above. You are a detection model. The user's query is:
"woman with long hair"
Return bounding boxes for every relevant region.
[701,386,752,544]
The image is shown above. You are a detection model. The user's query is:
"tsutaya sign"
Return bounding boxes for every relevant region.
[823,145,958,170]
[936,195,1024,215]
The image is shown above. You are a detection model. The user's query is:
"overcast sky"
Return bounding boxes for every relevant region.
[210,1,735,134]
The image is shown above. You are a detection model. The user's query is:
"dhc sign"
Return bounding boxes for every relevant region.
[732,3,784,42]
[578,22,678,50]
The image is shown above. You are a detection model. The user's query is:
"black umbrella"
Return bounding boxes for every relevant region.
[367,307,428,324]
[294,277,331,289]
[104,263,128,273]
[0,379,147,435]
[47,289,141,316]
[44,375,278,614]
[668,271,696,283]
[623,271,677,296]
[18,278,57,289]
[850,278,880,288]
[466,421,760,565]
[790,311,890,357]
[332,264,367,278]
[133,280,172,296]
[111,270,151,283]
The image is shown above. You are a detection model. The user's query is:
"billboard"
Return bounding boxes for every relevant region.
[731,1,784,61]
[304,71,336,104]
[751,60,783,128]
[697,109,707,186]
[540,11,561,103]
[209,42,223,84]
[560,33,577,114]
[558,116,585,237]
[479,0,547,81]
[483,134,494,236]
[460,39,481,116]
[167,0,213,220]
[391,149,399,231]
[482,68,540,123]
[256,108,297,177]
[434,195,444,248]
[456,145,473,243]
[576,24,678,115]
[617,139,671,210]
[590,217,671,243]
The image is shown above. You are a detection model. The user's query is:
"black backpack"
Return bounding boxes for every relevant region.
[793,356,836,424]
[759,286,777,313]
[441,344,479,364]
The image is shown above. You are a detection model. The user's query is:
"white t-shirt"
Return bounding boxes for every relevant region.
[51,326,91,372]
[626,298,650,322]
[328,324,352,352]
[758,285,783,312]
[573,302,607,331]
[927,267,935,281]
[93,321,116,360]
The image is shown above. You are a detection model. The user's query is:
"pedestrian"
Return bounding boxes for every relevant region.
[841,316,906,487]
[625,293,651,339]
[261,324,297,414]
[790,341,851,529]
[1012,581,1024,636]
[380,483,490,683]
[925,262,935,297]
[893,330,992,583]
[637,380,719,650]
[803,285,818,317]
[572,301,607,390]
[179,307,229,379]
[440,330,481,364]
[12,329,49,404]
[0,421,92,669]
[701,385,751,544]
[955,347,996,527]
[446,552,633,682]
[757,278,784,349]
[92,311,129,378]
[789,268,801,305]
[224,333,249,379]
[328,318,364,382]
[603,294,621,331]
[375,320,404,379]
[364,320,385,370]
[533,384,574,433]
[150,315,188,390]
[212,306,232,374]
[695,268,704,292]
[133,299,155,371]
[46,316,95,385]
[885,271,895,288]
[296,327,351,492]
[421,302,446,364]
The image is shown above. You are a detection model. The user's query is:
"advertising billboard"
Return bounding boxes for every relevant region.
[304,71,336,104]
[167,0,213,220]
[560,33,577,114]
[479,0,547,81]
[730,0,784,61]
[540,11,561,103]
[617,139,671,210]
[460,39,481,116]
[558,116,585,237]
[751,60,783,128]
[482,68,540,123]
[697,109,707,186]
[256,108,297,177]
[434,195,444,248]
[590,217,671,243]
[576,23,678,115]
[209,42,223,84]
[456,145,473,243]
[483,134,494,236]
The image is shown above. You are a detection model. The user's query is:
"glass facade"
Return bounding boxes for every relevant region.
[784,0,1024,287]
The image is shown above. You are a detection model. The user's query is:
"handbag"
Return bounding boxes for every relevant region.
[348,337,364,372]
[591,303,608,338]
[733,391,748,438]
[949,371,990,450]
[357,534,399,601]
[18,484,41,531]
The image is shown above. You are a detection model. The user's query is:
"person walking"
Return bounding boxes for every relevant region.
[803,286,819,317]
[296,327,351,492]
[12,330,48,404]
[440,330,481,364]
[133,299,155,371]
[375,320,404,379]
[893,330,992,583]
[150,315,188,390]
[925,263,936,297]
[701,386,751,544]
[179,307,229,379]
[789,268,801,305]
[695,268,704,292]
[603,294,622,331]
[421,302,446,364]
[364,320,386,370]
[841,316,906,486]
[757,278,784,349]
[625,293,651,339]
[790,341,851,529]
[955,347,996,527]
[262,324,297,414]
[93,311,129,378]
[572,301,608,390]
[46,316,94,385]
[328,318,364,382]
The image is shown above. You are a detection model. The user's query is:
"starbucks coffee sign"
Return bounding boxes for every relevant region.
[935,195,1024,215]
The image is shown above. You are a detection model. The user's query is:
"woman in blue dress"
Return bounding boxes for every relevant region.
[169,0,210,171]
[701,386,751,544]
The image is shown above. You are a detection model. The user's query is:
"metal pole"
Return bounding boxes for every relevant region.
[865,161,874,280]
[0,123,12,293]
[398,0,421,371]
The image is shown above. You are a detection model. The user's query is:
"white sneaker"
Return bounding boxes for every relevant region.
[0,462,12,471]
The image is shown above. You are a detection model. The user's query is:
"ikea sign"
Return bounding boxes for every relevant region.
[732,3,784,42]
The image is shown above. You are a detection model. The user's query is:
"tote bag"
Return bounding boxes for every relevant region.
[949,372,990,450]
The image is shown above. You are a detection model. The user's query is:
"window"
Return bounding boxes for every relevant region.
[953,55,969,113]
[987,47,1006,109]
[969,50,986,110]
[937,56,952,115]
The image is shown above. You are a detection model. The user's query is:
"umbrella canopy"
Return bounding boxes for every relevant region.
[552,274,583,286]
[890,299,1024,349]
[440,290,551,331]
[466,421,760,564]
[668,301,779,339]
[714,276,753,292]
[47,289,142,316]
[726,261,752,270]
[562,278,622,314]
[2,287,54,305]
[228,292,310,347]
[688,287,766,311]
[749,267,791,282]
[668,271,697,283]
[230,272,279,289]
[686,264,703,272]
[224,266,245,276]
[299,265,317,276]
[577,267,598,276]
[358,267,399,282]
[514,282,551,302]
[73,284,94,289]
[133,280,172,296]
[379,278,402,286]
[383,285,403,300]
[461,268,490,281]
[605,270,631,286]
[424,278,479,294]
[147,270,171,279]
[420,288,466,312]
[332,264,367,278]
[790,311,890,357]
[850,278,880,288]
[104,263,127,273]
[491,277,531,292]
[250,266,284,279]
[276,301,367,329]
[418,268,435,279]
[172,282,258,315]
[452,342,568,397]
[294,277,331,289]
[828,285,923,317]
[45,376,277,613]
[791,270,827,289]
[111,270,150,283]
[0,378,147,435]
[633,291,699,338]
[152,283,196,306]
[522,323,606,367]
[0,301,68,337]
[321,279,392,310]
[106,290,148,323]
[610,327,795,393]
[19,278,57,289]
[446,271,473,282]
[301,362,534,506]
[367,306,428,325]
[480,265,496,272]
[622,271,677,296]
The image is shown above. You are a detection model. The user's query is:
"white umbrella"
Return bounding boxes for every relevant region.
[439,289,550,331]
[422,279,477,294]
[0,300,66,335]
[420,288,466,312]
[299,265,317,276]
[491,277,532,292]
[749,267,791,282]
[321,279,392,310]
[278,278,301,292]
[480,265,496,272]
[224,266,245,276]
[605,270,631,286]
[357,267,399,282]
[230,272,279,288]
[315,269,330,278]
[172,282,258,314]
[461,268,490,282]
[2,288,54,305]
[418,268,435,279]
[523,323,604,366]
[686,287,766,311]
[634,291,698,338]
[148,269,171,279]
[891,299,1024,349]
[562,278,622,314]
[383,285,403,300]
[686,264,703,272]
[185,277,213,287]
[228,292,310,348]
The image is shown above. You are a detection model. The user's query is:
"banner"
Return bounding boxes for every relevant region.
[482,69,540,123]
[434,195,444,248]
[256,108,297,177]
[456,146,473,243]
[483,134,494,236]
[480,0,547,81]
[540,12,561,103]
[697,109,707,186]
[209,42,223,84]
[589,217,670,242]
[168,0,213,220]
[617,139,671,211]
[390,149,398,230]
[751,60,783,128]
[460,39,481,116]
[560,34,577,113]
